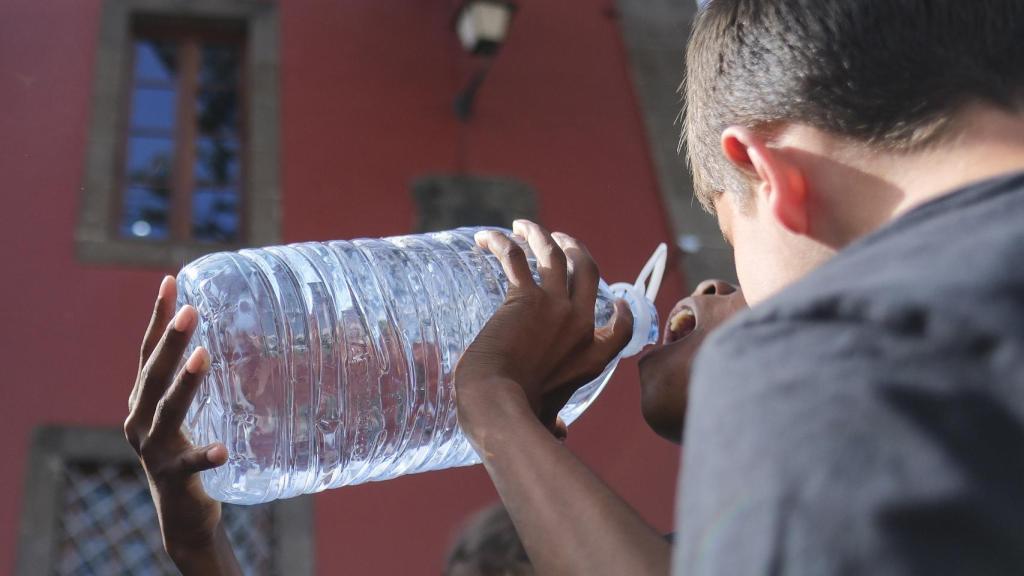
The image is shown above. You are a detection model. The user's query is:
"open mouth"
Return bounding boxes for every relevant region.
[664,304,697,344]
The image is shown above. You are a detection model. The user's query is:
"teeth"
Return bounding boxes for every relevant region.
[669,308,696,333]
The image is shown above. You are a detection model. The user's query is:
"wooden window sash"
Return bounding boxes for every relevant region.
[170,37,199,242]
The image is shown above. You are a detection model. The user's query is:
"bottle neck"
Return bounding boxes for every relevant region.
[610,282,659,358]
[609,242,667,358]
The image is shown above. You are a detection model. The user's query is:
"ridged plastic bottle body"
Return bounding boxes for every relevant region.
[177,228,658,504]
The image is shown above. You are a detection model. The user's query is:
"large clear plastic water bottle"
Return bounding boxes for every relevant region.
[177,227,666,504]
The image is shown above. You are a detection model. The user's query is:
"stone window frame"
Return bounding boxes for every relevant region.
[77,0,281,267]
[411,174,538,233]
[15,426,313,575]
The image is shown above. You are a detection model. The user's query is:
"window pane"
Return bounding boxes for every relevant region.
[54,459,274,575]
[125,136,174,185]
[117,34,247,245]
[200,44,241,88]
[120,185,170,240]
[195,137,240,184]
[134,40,177,83]
[197,89,239,137]
[130,87,177,131]
[192,186,240,242]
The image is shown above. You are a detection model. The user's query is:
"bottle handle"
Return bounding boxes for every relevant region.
[609,242,668,303]
[609,243,668,357]
[636,242,668,301]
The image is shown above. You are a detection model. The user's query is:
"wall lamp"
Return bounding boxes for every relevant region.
[453,0,516,121]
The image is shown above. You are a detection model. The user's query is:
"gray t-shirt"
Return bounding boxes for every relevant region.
[673,172,1024,575]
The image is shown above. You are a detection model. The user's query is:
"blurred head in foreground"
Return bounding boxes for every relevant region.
[444,503,533,576]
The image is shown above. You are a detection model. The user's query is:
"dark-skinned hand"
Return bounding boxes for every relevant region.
[454,220,634,443]
[124,276,241,575]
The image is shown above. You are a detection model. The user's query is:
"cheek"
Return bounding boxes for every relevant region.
[732,245,754,294]
[720,196,781,305]
[731,235,771,306]
[637,348,690,441]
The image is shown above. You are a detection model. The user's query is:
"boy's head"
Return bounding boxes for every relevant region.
[445,503,533,576]
[684,0,1024,303]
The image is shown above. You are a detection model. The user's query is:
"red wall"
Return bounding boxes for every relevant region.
[0,0,685,573]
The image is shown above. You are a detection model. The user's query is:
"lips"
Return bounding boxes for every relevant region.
[638,298,701,366]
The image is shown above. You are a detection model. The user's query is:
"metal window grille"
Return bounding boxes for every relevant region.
[56,461,273,575]
[17,427,312,576]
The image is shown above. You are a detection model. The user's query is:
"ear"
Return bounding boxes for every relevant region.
[721,126,809,235]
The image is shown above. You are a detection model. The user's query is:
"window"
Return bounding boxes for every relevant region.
[78,1,280,266]
[411,175,538,232]
[122,21,245,244]
[15,426,312,576]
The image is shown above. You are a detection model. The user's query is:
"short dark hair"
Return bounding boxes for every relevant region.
[683,0,1024,210]
[444,504,533,576]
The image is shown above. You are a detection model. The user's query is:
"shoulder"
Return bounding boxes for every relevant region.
[676,296,1024,575]
[676,272,1024,575]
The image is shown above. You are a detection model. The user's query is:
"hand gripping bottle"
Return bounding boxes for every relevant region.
[176,227,667,504]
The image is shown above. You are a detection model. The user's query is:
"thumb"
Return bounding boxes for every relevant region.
[177,443,228,476]
[548,417,568,442]
[594,299,634,357]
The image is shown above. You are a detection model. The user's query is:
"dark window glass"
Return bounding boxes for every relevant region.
[197,89,239,136]
[192,186,240,242]
[130,88,177,130]
[125,136,174,184]
[120,185,171,240]
[122,134,173,240]
[133,40,177,83]
[195,137,240,184]
[121,39,178,240]
[194,42,242,243]
[200,44,241,87]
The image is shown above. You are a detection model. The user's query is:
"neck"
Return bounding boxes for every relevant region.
[882,106,1024,220]
[802,106,1024,248]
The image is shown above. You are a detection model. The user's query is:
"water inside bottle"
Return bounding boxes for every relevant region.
[178,228,655,504]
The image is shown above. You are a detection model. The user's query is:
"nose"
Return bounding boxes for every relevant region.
[693,279,737,297]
